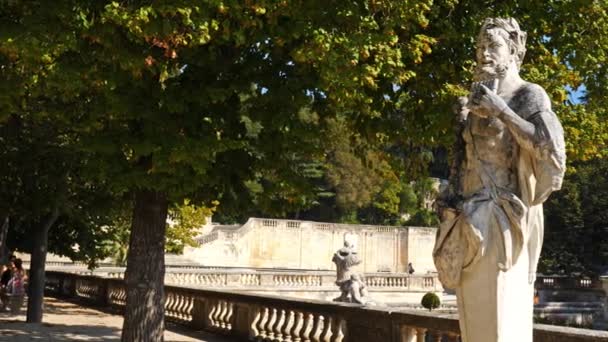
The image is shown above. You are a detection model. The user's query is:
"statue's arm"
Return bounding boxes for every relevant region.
[332,253,342,263]
[478,84,560,155]
[497,107,538,151]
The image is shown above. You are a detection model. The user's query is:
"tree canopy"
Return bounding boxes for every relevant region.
[2,0,608,338]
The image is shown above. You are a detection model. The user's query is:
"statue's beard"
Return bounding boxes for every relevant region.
[473,63,509,81]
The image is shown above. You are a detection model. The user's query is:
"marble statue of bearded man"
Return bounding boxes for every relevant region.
[433,18,566,342]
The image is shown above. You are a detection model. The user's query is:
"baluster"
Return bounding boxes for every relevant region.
[282,310,296,342]
[175,293,184,320]
[174,294,183,320]
[291,312,305,342]
[331,317,346,342]
[266,308,278,340]
[178,294,187,320]
[164,292,171,317]
[415,328,427,342]
[311,315,324,342]
[249,306,262,340]
[445,332,460,342]
[400,326,415,342]
[257,307,270,341]
[183,295,194,321]
[218,301,228,329]
[165,293,174,319]
[301,313,314,342]
[321,316,332,341]
[274,309,286,341]
[168,293,177,319]
[182,294,190,320]
[225,302,234,330]
[208,300,218,328]
[429,330,443,342]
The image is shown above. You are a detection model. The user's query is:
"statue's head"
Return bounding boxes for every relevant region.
[343,240,353,248]
[475,18,527,80]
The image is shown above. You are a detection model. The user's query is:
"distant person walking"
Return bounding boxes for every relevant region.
[0,255,16,311]
[408,262,415,275]
[7,258,26,314]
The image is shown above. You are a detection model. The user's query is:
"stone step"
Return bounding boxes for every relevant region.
[535,307,602,314]
[536,301,604,309]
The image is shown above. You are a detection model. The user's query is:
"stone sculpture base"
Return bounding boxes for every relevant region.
[456,235,534,342]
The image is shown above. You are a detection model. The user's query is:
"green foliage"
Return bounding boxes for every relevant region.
[540,157,608,275]
[102,213,132,267]
[3,1,607,226]
[2,1,608,333]
[166,200,216,254]
[393,1,608,161]
[421,292,441,311]
[0,114,124,267]
[407,209,439,227]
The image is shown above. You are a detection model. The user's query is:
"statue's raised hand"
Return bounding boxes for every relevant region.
[477,84,510,117]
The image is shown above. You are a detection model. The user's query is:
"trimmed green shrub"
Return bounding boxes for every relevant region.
[421,292,441,311]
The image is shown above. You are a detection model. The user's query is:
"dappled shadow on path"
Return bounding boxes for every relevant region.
[0,297,241,341]
[0,321,121,341]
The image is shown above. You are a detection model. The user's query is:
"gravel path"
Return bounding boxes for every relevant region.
[0,297,238,341]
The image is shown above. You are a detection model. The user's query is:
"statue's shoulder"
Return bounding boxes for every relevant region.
[513,82,553,119]
[521,82,550,100]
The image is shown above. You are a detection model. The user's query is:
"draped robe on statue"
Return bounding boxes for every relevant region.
[433,83,566,342]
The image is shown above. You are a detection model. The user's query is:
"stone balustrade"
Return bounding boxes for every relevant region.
[45,266,442,292]
[536,275,603,290]
[44,271,608,342]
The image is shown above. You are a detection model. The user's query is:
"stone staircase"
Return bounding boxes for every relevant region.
[535,287,606,329]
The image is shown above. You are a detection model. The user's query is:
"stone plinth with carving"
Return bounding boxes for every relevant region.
[433,18,566,342]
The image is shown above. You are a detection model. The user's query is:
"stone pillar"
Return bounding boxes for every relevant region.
[191,299,207,330]
[260,273,275,287]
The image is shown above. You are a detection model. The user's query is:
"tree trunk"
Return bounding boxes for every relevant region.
[121,190,168,342]
[26,209,59,323]
[0,216,9,263]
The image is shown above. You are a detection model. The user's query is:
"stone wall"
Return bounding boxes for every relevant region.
[182,218,437,273]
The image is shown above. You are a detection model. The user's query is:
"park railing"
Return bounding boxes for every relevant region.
[43,267,443,292]
[44,271,608,342]
[536,275,603,290]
